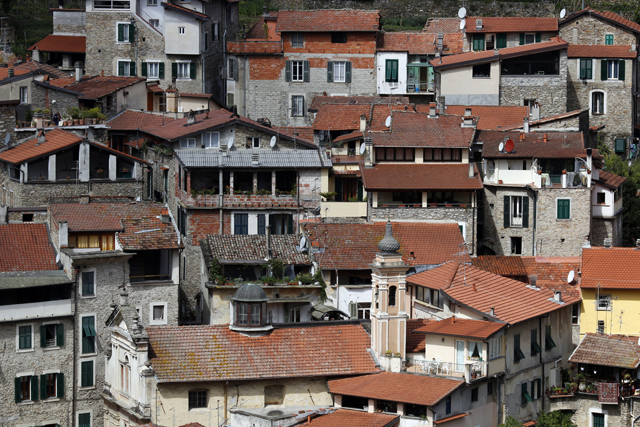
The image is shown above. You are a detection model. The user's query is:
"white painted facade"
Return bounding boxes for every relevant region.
[438,61,500,105]
[376,52,408,95]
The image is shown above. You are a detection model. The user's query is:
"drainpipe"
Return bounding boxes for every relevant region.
[224,381,228,423]
[539,316,544,413]
[532,188,538,255]
[72,268,79,427]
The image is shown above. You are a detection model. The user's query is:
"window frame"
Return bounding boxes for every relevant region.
[176,61,191,80]
[579,58,594,80]
[188,390,208,410]
[472,63,491,78]
[333,61,346,83]
[203,132,220,149]
[80,315,97,355]
[149,302,168,325]
[510,236,522,255]
[291,95,305,117]
[524,33,535,44]
[79,358,95,388]
[116,22,131,43]
[591,90,606,115]
[557,198,571,220]
[545,323,557,351]
[15,373,35,403]
[510,195,524,227]
[19,86,28,103]
[178,26,185,35]
[41,370,63,400]
[385,59,399,83]
[81,270,96,297]
[41,321,64,349]
[607,59,619,80]
[77,411,92,427]
[597,294,612,311]
[117,59,132,77]
[291,60,304,82]
[514,333,525,362]
[291,32,304,48]
[331,32,347,43]
[489,336,502,359]
[17,323,34,352]
[146,60,160,79]
[180,138,196,148]
[471,387,478,402]
[94,0,130,9]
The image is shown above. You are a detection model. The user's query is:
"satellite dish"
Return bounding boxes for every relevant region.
[3,133,9,145]
[498,142,504,152]
[460,19,466,30]
[505,139,515,153]
[300,236,306,248]
[458,6,467,18]
[560,8,567,19]
[310,265,316,275]
[270,136,276,148]
[359,143,366,155]
[385,115,391,127]
[227,137,234,150]
[567,270,575,283]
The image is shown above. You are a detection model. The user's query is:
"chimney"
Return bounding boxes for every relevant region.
[437,32,444,51]
[7,68,13,78]
[468,149,474,178]
[523,116,530,133]
[74,61,83,82]
[37,130,46,145]
[32,48,41,62]
[604,237,612,248]
[582,239,591,249]
[187,110,196,125]
[490,307,495,316]
[587,147,593,170]
[80,194,90,204]
[438,96,446,115]
[465,108,472,117]
[463,115,474,128]
[120,292,129,306]
[364,136,373,167]
[554,291,562,303]
[543,133,548,143]
[59,220,68,248]
[360,114,367,132]
[529,274,538,288]
[251,152,259,165]
[494,48,499,56]
[636,239,640,250]
[476,19,483,30]
[161,213,171,224]
[428,102,437,118]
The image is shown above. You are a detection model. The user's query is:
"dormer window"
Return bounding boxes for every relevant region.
[230,283,272,332]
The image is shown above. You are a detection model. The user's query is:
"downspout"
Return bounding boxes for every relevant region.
[539,316,544,413]
[532,188,538,255]
[222,29,227,108]
[72,268,79,427]
[224,381,228,424]
[472,190,476,256]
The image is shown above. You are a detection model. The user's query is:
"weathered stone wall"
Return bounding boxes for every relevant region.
[14,180,144,208]
[30,83,78,115]
[0,104,17,141]
[559,14,638,46]
[203,0,239,103]
[548,393,632,427]
[591,214,623,247]
[7,210,47,223]
[53,10,86,35]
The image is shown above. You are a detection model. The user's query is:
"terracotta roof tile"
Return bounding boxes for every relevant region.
[200,234,310,265]
[438,413,469,424]
[569,333,640,368]
[413,316,506,339]
[0,223,58,272]
[246,12,279,39]
[147,324,379,382]
[407,261,460,290]
[562,8,640,34]
[303,409,399,427]
[312,104,371,131]
[424,18,463,34]
[328,372,463,406]
[371,111,474,147]
[278,126,315,143]
[276,10,379,32]
[472,255,527,276]
[406,319,435,352]
[308,95,409,113]
[361,163,483,190]
[596,170,626,189]
[582,247,640,289]
[498,109,587,131]
[521,256,581,301]
[0,128,83,164]
[57,75,145,99]
[109,110,176,131]
[429,105,528,130]
[465,17,558,33]
[302,222,468,270]
[0,60,71,81]
[478,130,586,158]
[378,32,463,55]
[568,44,637,58]
[28,35,86,54]
[177,92,212,99]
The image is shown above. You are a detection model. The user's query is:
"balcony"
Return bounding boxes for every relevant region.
[406,357,488,383]
[0,299,72,322]
[321,201,367,218]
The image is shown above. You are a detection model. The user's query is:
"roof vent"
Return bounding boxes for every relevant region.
[251,152,259,165]
[490,307,495,316]
[7,68,13,78]
[554,291,562,303]
[437,32,444,51]
[529,274,538,289]
[464,108,472,117]
[636,239,640,250]
[161,214,171,224]
[476,19,483,30]
[187,110,196,125]
[462,116,474,128]
[428,102,438,118]
[36,130,46,145]
[604,237,612,248]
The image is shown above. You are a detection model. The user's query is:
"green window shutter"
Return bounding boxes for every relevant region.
[557,199,570,219]
[327,61,333,82]
[171,63,177,80]
[522,196,529,228]
[586,59,592,79]
[40,374,47,400]
[159,62,165,79]
[129,24,135,42]
[227,93,234,107]
[357,180,363,201]
[57,373,64,398]
[287,214,293,234]
[233,58,238,80]
[81,360,93,387]
[349,302,357,319]
[118,61,125,77]
[190,62,196,79]
[497,33,507,48]
[605,34,614,45]
[285,60,291,82]
[40,325,46,348]
[345,61,352,83]
[269,215,276,234]
[141,61,147,77]
[118,24,124,42]
[615,138,626,153]
[56,323,64,347]
[619,60,625,80]
[15,377,21,402]
[31,376,38,401]
[601,59,607,80]
[335,177,343,201]
[503,195,510,228]
[385,59,393,81]
[130,62,136,77]
[303,60,310,82]
[519,33,525,45]
[535,32,541,43]
[79,413,91,427]
[257,214,265,235]
[472,34,484,51]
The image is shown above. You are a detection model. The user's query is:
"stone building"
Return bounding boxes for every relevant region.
[463,16,558,53]
[559,8,640,152]
[226,9,379,126]
[591,170,625,246]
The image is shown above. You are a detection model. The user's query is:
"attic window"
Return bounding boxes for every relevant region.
[331,32,347,43]
[264,385,284,405]
[473,63,490,78]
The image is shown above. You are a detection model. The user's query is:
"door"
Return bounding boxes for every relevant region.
[147,92,153,111]
[456,340,465,372]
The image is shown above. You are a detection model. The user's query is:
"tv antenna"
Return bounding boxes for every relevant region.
[498,142,504,152]
[460,19,466,30]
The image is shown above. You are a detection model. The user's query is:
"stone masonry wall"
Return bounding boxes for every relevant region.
[548,394,631,427]
[14,180,144,208]
[30,83,78,116]
[592,215,623,247]
[559,14,638,46]
[482,186,535,256]
[0,104,17,141]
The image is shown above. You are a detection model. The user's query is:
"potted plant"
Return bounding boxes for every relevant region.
[562,169,567,174]
[319,191,337,201]
[624,373,632,383]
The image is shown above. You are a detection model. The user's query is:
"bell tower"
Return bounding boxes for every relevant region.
[370,221,409,361]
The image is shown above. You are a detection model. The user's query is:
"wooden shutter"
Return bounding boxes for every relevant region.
[130,62,136,77]
[345,61,352,83]
[535,32,541,43]
[56,323,64,346]
[14,377,20,402]
[557,199,570,219]
[503,195,510,228]
[129,23,135,42]
[285,60,291,82]
[269,215,276,234]
[79,413,91,427]
[257,214,265,235]
[141,62,147,77]
[57,373,64,398]
[118,23,124,42]
[349,302,357,319]
[172,63,177,79]
[233,58,238,80]
[601,59,607,80]
[586,59,592,79]
[118,61,125,77]
[497,33,507,48]
[522,196,529,228]
[31,376,38,400]
[40,325,46,348]
[40,375,47,400]
[159,62,165,79]
[190,62,196,79]
[619,60,625,80]
[335,177,343,202]
[303,60,310,82]
[519,33,525,45]
[287,214,293,234]
[327,61,333,82]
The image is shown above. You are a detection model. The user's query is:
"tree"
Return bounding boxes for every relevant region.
[603,152,640,246]
[498,416,523,427]
[536,411,577,427]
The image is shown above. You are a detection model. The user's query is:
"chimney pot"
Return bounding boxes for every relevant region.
[7,68,13,78]
[74,61,83,83]
[476,19,483,30]
[543,133,548,142]
[554,291,562,303]
[530,274,538,288]
[604,237,612,248]
[465,108,472,117]
[120,292,129,306]
[360,114,367,132]
[523,116,530,133]
[490,307,495,316]
[429,102,437,117]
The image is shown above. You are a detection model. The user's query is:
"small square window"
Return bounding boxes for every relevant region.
[605,34,614,45]
[150,303,167,325]
[331,32,347,43]
[246,137,260,148]
[189,390,207,409]
[597,192,606,204]
[179,27,185,35]
[19,86,28,103]
[22,213,33,222]
[472,63,491,78]
[524,33,535,44]
[148,0,158,4]
[153,305,164,320]
[557,199,571,219]
[149,19,159,27]
[291,32,304,48]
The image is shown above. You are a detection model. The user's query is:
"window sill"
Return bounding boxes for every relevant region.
[596,308,612,311]
[17,400,35,405]
[472,76,491,79]
[81,352,98,357]
[556,219,571,221]
[176,78,192,81]
[79,386,96,391]
[116,42,132,45]
[189,408,210,412]
[43,346,61,351]
[146,77,159,81]
[591,113,605,116]
[80,295,97,299]
[17,348,35,353]
[43,397,61,402]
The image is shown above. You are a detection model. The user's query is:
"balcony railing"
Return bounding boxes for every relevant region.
[377,202,470,208]
[406,358,487,383]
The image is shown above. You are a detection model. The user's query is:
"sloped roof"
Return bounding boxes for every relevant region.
[328,372,463,406]
[302,222,468,270]
[361,163,483,190]
[596,170,626,189]
[378,32,463,55]
[371,111,474,147]
[28,34,86,54]
[161,1,209,19]
[312,104,411,131]
[424,18,463,34]
[0,224,58,272]
[406,261,460,290]
[200,234,310,265]
[276,10,379,32]
[582,247,640,289]
[478,130,586,158]
[428,105,528,130]
[53,75,145,99]
[278,126,315,143]
[561,8,640,34]
[472,255,527,276]
[465,17,558,33]
[567,44,637,58]
[302,409,398,427]
[175,148,330,168]
[406,319,435,353]
[0,128,83,164]
[499,109,587,131]
[413,316,506,339]
[569,333,640,368]
[109,110,176,131]
[521,256,581,301]
[308,95,409,113]
[147,323,379,382]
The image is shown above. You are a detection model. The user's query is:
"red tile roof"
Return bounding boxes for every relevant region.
[413,316,506,339]
[276,10,379,32]
[0,128,83,164]
[499,109,587,131]
[433,37,568,70]
[472,255,527,276]
[424,18,463,34]
[278,126,315,143]
[361,163,483,190]
[246,12,279,39]
[303,409,399,427]
[582,247,640,289]
[28,35,86,54]
[147,324,379,382]
[478,130,586,159]
[371,111,474,147]
[596,170,626,189]
[465,17,558,33]
[109,110,176,131]
[56,76,146,99]
[407,261,460,290]
[312,104,371,131]
[378,32,463,55]
[570,333,640,368]
[0,60,71,81]
[308,95,409,113]
[562,8,640,34]
[0,224,58,272]
[161,1,209,19]
[406,318,436,352]
[200,234,310,265]
[302,222,469,270]
[521,256,581,301]
[567,44,637,58]
[328,372,463,406]
[430,105,528,130]
[437,413,469,424]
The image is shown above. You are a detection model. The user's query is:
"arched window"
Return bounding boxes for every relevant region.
[590,90,606,115]
[389,286,397,306]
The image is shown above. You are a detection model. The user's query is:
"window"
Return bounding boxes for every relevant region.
[143,61,161,79]
[247,137,260,148]
[15,375,36,402]
[524,33,535,44]
[422,148,460,162]
[521,382,532,405]
[593,413,605,427]
[510,237,522,255]
[580,59,593,80]
[473,63,490,78]
[19,86,27,103]
[289,307,301,322]
[178,26,185,35]
[257,214,266,235]
[180,138,196,148]
[376,147,415,161]
[291,32,304,47]
[333,61,346,82]
[78,413,91,427]
[489,336,502,358]
[557,199,570,219]
[150,303,167,325]
[572,303,580,325]
[117,23,133,43]
[41,323,64,348]
[597,192,606,204]
[292,60,304,82]
[204,132,219,149]
[68,234,114,250]
[598,294,612,310]
[18,324,33,350]
[251,303,260,325]
[213,22,219,41]
[446,396,451,415]
[591,91,605,114]
[81,271,95,296]
[285,60,309,82]
[605,34,614,45]
[81,316,96,354]
[265,385,285,405]
[234,214,248,235]
[227,57,235,79]
[80,360,94,387]
[148,0,158,5]
[472,34,484,51]
[497,33,507,48]
[42,372,64,399]
[358,303,371,320]
[389,286,397,306]
[508,195,526,227]
[237,303,248,325]
[598,320,605,334]
[332,32,347,43]
[471,387,478,402]
[177,62,191,79]
[94,0,130,9]
[468,341,481,358]
[120,361,130,394]
[531,378,541,400]
[117,60,134,77]
[514,333,525,362]
[615,138,626,154]
[531,328,541,356]
[188,390,207,409]
[385,59,398,82]
[291,95,304,117]
[545,324,556,351]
